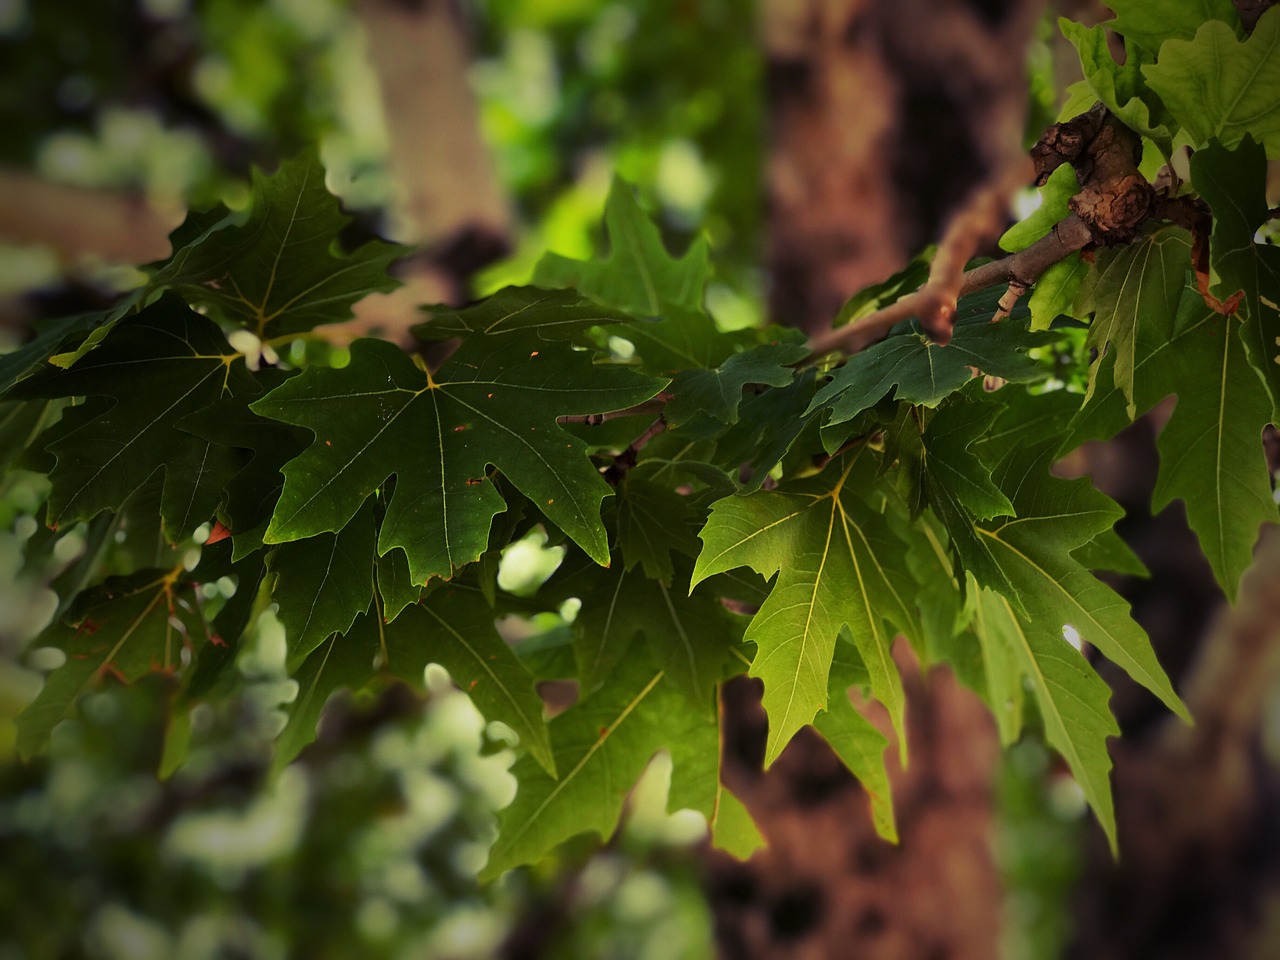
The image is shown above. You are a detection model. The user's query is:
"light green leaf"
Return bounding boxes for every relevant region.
[1067,278,1276,601]
[812,646,897,841]
[977,442,1187,723]
[550,552,741,708]
[1076,226,1191,418]
[969,584,1121,851]
[1000,164,1079,253]
[484,662,713,878]
[1142,8,1280,153]
[1072,527,1149,577]
[968,581,1027,746]
[708,786,765,859]
[533,178,711,317]
[1059,18,1171,145]
[252,332,664,584]
[1103,0,1240,53]
[691,448,917,766]
[1028,255,1086,331]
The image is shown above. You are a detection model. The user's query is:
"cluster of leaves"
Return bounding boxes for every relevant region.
[2,1,1278,878]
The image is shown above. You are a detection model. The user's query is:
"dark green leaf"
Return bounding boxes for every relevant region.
[270,501,376,662]
[13,296,259,542]
[1190,138,1280,417]
[532,178,711,316]
[811,645,896,841]
[809,289,1051,429]
[146,149,406,338]
[251,333,664,584]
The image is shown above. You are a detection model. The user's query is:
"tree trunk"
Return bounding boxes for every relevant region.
[706,1,1042,955]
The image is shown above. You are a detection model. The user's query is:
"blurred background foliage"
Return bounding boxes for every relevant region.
[0,0,1086,956]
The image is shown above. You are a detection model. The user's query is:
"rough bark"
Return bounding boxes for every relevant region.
[710,650,1003,959]
[763,0,1043,333]
[710,2,1042,955]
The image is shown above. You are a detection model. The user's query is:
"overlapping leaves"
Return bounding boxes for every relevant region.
[691,447,918,765]
[808,286,1051,435]
[252,314,666,585]
[146,149,406,338]
[11,296,260,542]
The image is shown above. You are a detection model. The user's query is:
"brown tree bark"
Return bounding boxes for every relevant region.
[707,3,1043,955]
[763,0,1042,333]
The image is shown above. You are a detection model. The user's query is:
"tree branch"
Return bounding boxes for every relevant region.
[602,416,668,485]
[556,394,671,426]
[806,214,1093,358]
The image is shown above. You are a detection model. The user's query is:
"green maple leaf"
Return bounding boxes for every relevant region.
[16,544,239,758]
[1102,0,1240,53]
[277,590,554,776]
[533,178,711,317]
[811,646,897,841]
[550,551,743,709]
[0,399,62,473]
[0,310,130,394]
[713,369,821,490]
[273,609,385,773]
[1190,138,1280,417]
[708,786,766,859]
[1028,256,1087,331]
[412,285,630,346]
[179,386,311,559]
[1067,284,1275,601]
[999,164,1079,253]
[968,581,1123,850]
[1073,526,1149,578]
[902,395,1022,611]
[615,469,703,582]
[376,545,422,623]
[1142,8,1280,153]
[528,177,774,381]
[664,339,808,430]
[834,257,932,328]
[968,582,1026,747]
[1075,226,1191,418]
[269,501,376,662]
[691,447,918,766]
[483,658,718,878]
[809,287,1051,431]
[1059,19,1172,144]
[146,149,405,338]
[251,330,665,585]
[971,441,1188,732]
[12,296,259,542]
